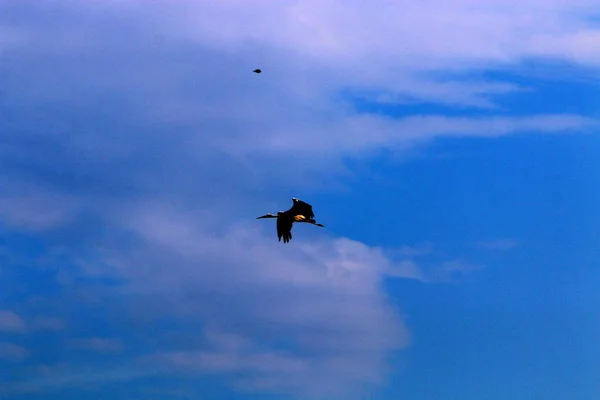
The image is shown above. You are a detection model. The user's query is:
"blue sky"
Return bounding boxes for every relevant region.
[1,1,600,399]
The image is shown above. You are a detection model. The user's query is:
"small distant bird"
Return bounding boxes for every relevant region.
[253,69,262,74]
[257,198,324,243]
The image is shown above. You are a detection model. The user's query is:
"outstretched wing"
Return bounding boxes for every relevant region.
[276,215,293,243]
[288,198,315,220]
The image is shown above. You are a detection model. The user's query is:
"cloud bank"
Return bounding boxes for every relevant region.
[1,0,599,398]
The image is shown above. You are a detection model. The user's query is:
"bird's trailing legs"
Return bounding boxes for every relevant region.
[293,215,325,227]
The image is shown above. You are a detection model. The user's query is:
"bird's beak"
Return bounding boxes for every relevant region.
[256,214,271,219]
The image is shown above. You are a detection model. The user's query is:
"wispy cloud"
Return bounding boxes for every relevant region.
[0,342,29,361]
[476,239,521,250]
[69,338,123,353]
[0,26,27,54]
[384,259,485,284]
[0,311,65,334]
[1,364,155,395]
[31,316,66,332]
[394,242,434,258]
[0,310,26,333]
[384,260,426,281]
[0,192,81,232]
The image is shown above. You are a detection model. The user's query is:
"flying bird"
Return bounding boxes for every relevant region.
[253,68,262,73]
[256,198,325,243]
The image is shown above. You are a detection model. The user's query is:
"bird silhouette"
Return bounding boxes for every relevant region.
[253,69,262,73]
[256,198,324,243]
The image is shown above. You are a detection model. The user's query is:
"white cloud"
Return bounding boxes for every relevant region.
[0,1,597,207]
[1,214,417,398]
[150,0,600,68]
[150,324,405,399]
[50,207,410,398]
[3,0,600,114]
